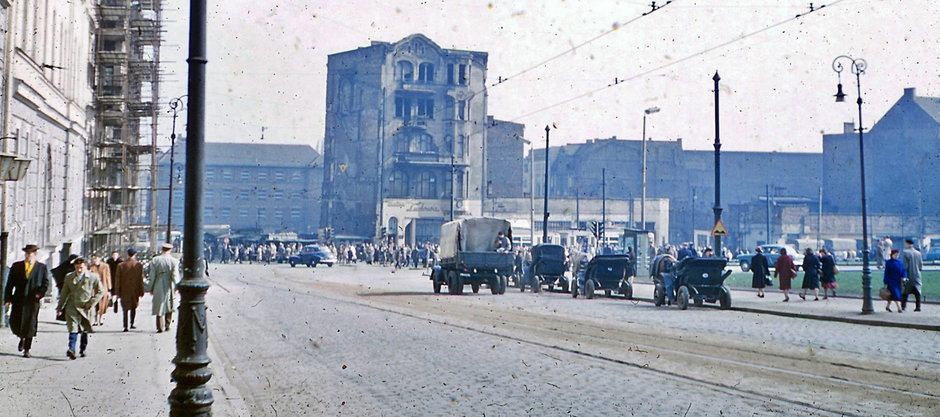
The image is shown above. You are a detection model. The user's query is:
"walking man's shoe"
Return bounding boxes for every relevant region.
[80,351,86,358]
[22,350,30,358]
[67,350,76,360]
[17,338,23,352]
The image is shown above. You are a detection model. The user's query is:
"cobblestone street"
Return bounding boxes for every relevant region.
[204,262,940,416]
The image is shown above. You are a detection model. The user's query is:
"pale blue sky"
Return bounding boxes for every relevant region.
[160,0,940,153]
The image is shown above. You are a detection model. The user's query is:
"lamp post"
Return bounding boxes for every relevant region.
[640,106,659,231]
[0,133,29,326]
[542,125,550,243]
[831,55,874,315]
[169,0,213,413]
[449,154,455,221]
[166,95,186,244]
[712,72,723,258]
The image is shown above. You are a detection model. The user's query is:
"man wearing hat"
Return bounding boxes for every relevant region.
[4,244,49,358]
[146,242,180,333]
[114,248,145,331]
[901,238,923,311]
[56,258,103,359]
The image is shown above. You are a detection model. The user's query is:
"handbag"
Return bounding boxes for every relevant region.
[832,265,840,275]
[878,286,891,301]
[55,310,66,322]
[764,276,773,286]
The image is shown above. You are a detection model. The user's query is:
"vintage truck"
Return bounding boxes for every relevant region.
[431,217,513,295]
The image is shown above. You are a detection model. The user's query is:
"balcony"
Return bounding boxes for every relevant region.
[97,51,128,64]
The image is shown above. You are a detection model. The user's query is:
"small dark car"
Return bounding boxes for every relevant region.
[288,244,337,268]
[654,257,732,310]
[524,244,569,293]
[572,254,634,299]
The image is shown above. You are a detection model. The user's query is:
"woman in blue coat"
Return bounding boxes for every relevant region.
[799,248,821,301]
[883,249,906,313]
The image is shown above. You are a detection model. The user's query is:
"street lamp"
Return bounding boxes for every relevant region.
[542,125,551,243]
[831,55,874,315]
[640,106,660,232]
[166,95,187,244]
[0,133,29,326]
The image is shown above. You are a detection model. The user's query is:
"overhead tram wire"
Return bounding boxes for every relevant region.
[487,1,675,89]
[501,0,845,125]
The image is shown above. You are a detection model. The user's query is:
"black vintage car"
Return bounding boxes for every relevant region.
[654,257,732,310]
[572,254,634,299]
[524,244,569,293]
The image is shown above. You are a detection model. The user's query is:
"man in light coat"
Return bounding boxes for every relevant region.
[56,258,103,359]
[901,238,923,312]
[147,242,180,333]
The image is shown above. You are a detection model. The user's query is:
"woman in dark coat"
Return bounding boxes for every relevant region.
[883,249,905,313]
[799,248,821,301]
[774,248,797,302]
[749,247,770,298]
[818,249,837,299]
[4,245,50,358]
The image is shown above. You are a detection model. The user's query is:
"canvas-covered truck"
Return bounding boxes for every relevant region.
[431,217,512,295]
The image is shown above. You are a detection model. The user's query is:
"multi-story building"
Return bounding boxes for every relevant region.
[154,142,322,235]
[86,0,164,254]
[1,1,96,265]
[321,34,501,244]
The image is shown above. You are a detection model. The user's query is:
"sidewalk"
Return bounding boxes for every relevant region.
[631,281,940,331]
[0,294,249,415]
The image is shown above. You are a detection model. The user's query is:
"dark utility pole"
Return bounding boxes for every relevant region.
[601,168,606,241]
[542,125,550,243]
[450,154,455,221]
[832,55,874,314]
[765,184,771,244]
[165,96,185,244]
[712,72,723,257]
[169,0,212,414]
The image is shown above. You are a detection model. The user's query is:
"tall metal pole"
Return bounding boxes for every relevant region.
[542,125,550,243]
[817,187,823,249]
[712,72,723,257]
[529,142,534,245]
[169,0,212,414]
[832,55,873,314]
[165,97,184,244]
[601,168,606,242]
[766,184,771,244]
[640,114,647,230]
[450,154,455,221]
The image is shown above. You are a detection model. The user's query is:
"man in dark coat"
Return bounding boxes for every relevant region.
[749,247,770,298]
[114,248,145,332]
[4,244,50,358]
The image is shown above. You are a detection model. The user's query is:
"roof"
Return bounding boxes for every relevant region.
[913,96,940,124]
[159,141,320,168]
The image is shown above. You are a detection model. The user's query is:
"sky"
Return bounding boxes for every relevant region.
[159,0,940,154]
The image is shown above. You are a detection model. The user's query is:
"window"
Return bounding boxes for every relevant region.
[418,63,434,82]
[389,170,407,197]
[457,100,468,120]
[395,97,412,120]
[257,208,266,219]
[239,189,250,200]
[416,99,434,119]
[240,170,250,180]
[415,171,436,198]
[205,190,215,199]
[456,171,465,198]
[447,64,455,85]
[257,189,268,200]
[239,208,249,218]
[274,171,285,181]
[258,170,268,181]
[397,61,414,82]
[274,209,284,219]
[410,133,434,153]
[205,206,214,217]
[222,169,233,180]
[458,64,468,85]
[206,169,215,180]
[290,208,302,219]
[291,170,302,181]
[274,190,284,200]
[456,135,465,157]
[220,207,232,218]
[221,189,233,199]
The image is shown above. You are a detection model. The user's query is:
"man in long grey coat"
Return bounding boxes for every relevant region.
[901,238,923,312]
[146,242,180,333]
[56,258,103,359]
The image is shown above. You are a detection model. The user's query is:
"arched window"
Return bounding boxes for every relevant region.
[456,135,465,157]
[418,63,435,82]
[397,61,414,82]
[389,170,407,197]
[394,132,410,153]
[410,133,434,153]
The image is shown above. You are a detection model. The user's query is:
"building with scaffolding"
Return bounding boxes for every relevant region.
[87,0,164,254]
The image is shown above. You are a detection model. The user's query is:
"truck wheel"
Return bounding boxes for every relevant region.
[472,283,481,294]
[585,280,595,299]
[739,260,750,272]
[653,284,664,306]
[678,286,690,310]
[447,271,458,295]
[500,276,508,294]
[719,285,732,309]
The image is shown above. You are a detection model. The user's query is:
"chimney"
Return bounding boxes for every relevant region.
[903,87,916,99]
[843,122,855,134]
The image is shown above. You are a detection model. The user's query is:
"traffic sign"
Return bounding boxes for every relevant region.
[711,219,728,236]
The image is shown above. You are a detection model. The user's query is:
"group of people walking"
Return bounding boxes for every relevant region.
[882,239,924,313]
[750,247,839,301]
[4,242,180,359]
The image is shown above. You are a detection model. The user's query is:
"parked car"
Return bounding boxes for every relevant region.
[572,255,634,299]
[736,244,803,272]
[925,247,940,263]
[288,244,337,267]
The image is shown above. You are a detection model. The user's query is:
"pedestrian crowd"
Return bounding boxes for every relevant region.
[5,242,182,359]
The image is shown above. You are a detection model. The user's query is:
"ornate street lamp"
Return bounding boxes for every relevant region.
[640,106,659,231]
[831,55,874,315]
[166,95,187,244]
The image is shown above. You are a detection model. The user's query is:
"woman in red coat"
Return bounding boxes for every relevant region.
[774,248,797,302]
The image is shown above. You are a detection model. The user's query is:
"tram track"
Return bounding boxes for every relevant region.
[221,268,940,416]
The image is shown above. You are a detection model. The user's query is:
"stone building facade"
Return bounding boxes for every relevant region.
[321,34,499,243]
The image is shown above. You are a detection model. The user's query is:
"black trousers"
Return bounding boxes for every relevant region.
[21,337,33,351]
[122,307,137,329]
[901,287,922,310]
